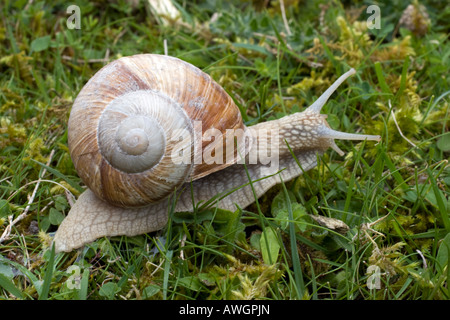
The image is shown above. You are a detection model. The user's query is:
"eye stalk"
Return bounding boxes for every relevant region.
[305,68,381,155]
[306,68,357,114]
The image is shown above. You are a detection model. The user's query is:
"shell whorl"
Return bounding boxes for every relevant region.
[68,54,247,208]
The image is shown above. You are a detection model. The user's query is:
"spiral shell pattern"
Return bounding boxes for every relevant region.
[68,54,247,207]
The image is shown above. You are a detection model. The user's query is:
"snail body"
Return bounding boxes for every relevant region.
[54,54,380,252]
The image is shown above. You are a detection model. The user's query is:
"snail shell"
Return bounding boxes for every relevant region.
[68,54,250,208]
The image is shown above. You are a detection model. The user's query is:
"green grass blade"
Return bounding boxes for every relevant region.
[77,267,90,300]
[426,167,450,231]
[0,273,25,299]
[307,255,318,300]
[162,249,173,300]
[374,61,393,96]
[39,243,55,300]
[281,178,305,299]
[343,143,366,220]
[382,153,408,191]
[395,57,410,101]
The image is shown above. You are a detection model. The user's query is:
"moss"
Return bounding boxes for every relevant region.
[286,69,332,97]
[0,117,27,149]
[372,36,416,62]
[0,51,34,85]
[24,135,49,164]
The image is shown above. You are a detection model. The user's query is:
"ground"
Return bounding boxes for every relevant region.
[0,0,449,300]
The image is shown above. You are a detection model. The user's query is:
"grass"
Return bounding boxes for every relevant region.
[0,0,449,301]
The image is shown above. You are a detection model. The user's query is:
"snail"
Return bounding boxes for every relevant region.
[53,54,380,253]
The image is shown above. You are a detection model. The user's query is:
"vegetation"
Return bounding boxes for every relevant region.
[0,0,449,300]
